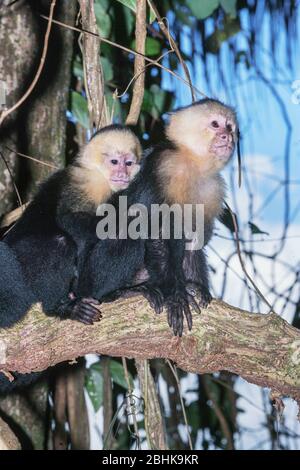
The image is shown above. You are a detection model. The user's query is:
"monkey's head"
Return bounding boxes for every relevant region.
[166,99,238,174]
[80,125,142,191]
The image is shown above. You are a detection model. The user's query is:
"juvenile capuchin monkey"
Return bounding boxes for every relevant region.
[74,99,238,336]
[0,125,142,329]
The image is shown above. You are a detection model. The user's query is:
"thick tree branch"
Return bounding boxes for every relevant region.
[0,297,299,410]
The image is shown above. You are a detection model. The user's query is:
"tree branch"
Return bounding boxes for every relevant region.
[0,297,299,412]
[126,0,147,126]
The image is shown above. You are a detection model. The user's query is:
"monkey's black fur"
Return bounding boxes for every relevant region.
[74,138,212,336]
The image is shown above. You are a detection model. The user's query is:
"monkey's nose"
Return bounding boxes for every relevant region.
[220,133,229,141]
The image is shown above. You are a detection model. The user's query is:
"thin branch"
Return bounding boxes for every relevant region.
[4,146,58,170]
[202,374,234,450]
[39,14,206,99]
[167,360,193,449]
[78,0,109,130]
[147,0,195,102]
[0,0,56,127]
[126,0,147,125]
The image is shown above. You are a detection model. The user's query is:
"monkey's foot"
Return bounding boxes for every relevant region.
[186,282,212,309]
[70,297,102,325]
[134,283,164,315]
[166,287,193,337]
[101,283,164,314]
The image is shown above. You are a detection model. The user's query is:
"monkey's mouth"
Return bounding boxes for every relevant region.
[111,178,130,185]
[214,143,234,158]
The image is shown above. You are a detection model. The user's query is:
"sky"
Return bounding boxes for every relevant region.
[161,7,300,450]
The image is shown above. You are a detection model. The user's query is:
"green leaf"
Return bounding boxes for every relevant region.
[187,0,219,19]
[85,363,104,412]
[71,91,89,129]
[110,360,133,390]
[248,222,269,236]
[105,90,122,122]
[101,57,114,82]
[131,37,161,57]
[94,2,112,38]
[145,37,161,56]
[220,0,237,18]
[148,4,157,24]
[115,0,137,13]
[116,0,156,25]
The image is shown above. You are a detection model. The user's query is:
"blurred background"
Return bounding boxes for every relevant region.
[0,0,299,450]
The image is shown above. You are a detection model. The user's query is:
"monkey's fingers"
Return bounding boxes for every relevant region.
[187,293,201,314]
[71,298,102,325]
[136,284,164,315]
[183,303,193,331]
[166,302,183,336]
[199,288,212,308]
[186,282,212,309]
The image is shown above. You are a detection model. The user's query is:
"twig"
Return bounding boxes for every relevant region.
[126,0,147,125]
[4,145,58,170]
[0,150,22,207]
[0,203,28,228]
[202,374,234,450]
[39,15,206,99]
[0,0,56,127]
[225,202,274,312]
[147,0,195,102]
[122,357,140,448]
[167,360,193,450]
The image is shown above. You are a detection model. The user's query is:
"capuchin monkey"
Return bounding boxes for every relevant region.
[74,99,238,336]
[0,125,142,329]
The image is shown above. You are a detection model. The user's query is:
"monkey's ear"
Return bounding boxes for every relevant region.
[237,129,242,188]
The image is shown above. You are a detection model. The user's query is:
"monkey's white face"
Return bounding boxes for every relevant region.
[80,130,142,192]
[103,151,140,191]
[208,114,236,163]
[167,102,237,174]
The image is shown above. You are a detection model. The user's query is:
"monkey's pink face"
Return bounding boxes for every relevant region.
[104,152,140,190]
[209,115,236,163]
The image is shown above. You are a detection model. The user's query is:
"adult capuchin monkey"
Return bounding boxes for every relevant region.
[0,125,142,330]
[74,99,238,336]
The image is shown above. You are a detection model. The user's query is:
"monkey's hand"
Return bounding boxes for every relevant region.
[70,297,102,325]
[55,296,102,325]
[186,282,212,308]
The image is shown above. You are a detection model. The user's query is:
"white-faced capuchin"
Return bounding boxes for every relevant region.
[0,125,142,329]
[74,99,238,336]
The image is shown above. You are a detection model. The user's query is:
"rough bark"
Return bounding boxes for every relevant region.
[0,416,21,450]
[0,297,299,409]
[0,379,49,449]
[0,1,38,213]
[136,359,168,450]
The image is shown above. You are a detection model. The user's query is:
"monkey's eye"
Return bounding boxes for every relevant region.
[227,124,233,132]
[110,159,118,165]
[211,120,219,128]
[126,161,133,167]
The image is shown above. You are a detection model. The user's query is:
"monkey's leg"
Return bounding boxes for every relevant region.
[0,242,36,328]
[183,249,212,308]
[101,282,164,314]
[145,238,193,336]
